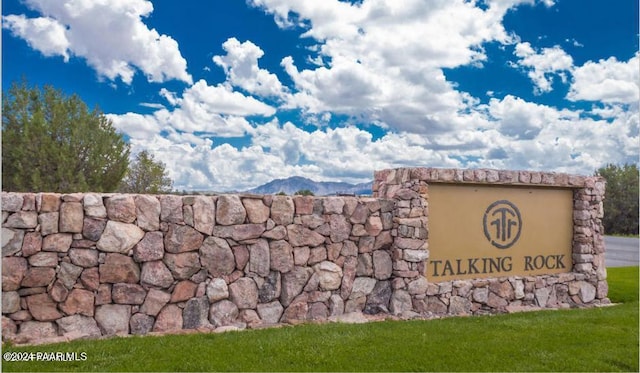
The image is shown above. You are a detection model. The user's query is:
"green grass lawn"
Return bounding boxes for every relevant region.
[3,266,638,372]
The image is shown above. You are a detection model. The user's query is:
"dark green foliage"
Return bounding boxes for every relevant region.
[596,164,639,235]
[2,81,129,192]
[294,189,314,196]
[276,191,287,195]
[118,150,173,194]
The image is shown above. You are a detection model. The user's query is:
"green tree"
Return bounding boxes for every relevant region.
[596,163,639,235]
[294,189,314,196]
[2,81,129,192]
[118,150,173,194]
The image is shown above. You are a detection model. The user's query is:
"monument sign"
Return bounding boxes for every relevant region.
[427,184,573,281]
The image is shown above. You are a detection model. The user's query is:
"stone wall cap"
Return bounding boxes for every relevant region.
[374,167,602,188]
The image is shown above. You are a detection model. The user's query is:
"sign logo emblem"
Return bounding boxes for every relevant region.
[483,200,522,249]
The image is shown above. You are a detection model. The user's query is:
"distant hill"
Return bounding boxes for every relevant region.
[245,176,373,196]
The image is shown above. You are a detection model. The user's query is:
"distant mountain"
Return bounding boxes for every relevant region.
[245,176,373,196]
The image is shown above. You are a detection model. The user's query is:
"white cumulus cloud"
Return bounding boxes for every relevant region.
[513,42,574,94]
[568,53,640,104]
[478,96,638,172]
[2,15,70,60]
[213,38,287,99]
[487,94,578,139]
[108,79,276,140]
[3,0,192,84]
[249,0,521,134]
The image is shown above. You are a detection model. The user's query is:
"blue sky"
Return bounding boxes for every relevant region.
[3,0,638,191]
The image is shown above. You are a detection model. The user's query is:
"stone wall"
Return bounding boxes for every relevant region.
[1,167,608,345]
[373,167,609,316]
[2,192,397,344]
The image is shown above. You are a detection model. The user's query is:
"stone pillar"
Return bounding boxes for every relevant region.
[572,176,607,301]
[373,168,430,316]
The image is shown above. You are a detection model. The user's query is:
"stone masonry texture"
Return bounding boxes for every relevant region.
[2,168,607,344]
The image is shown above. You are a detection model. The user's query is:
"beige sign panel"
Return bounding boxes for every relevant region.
[427,184,573,281]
